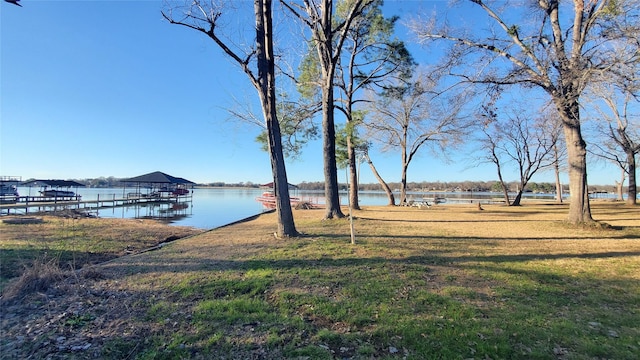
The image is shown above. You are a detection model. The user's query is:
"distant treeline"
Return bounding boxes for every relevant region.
[51,177,619,194]
[301,181,622,193]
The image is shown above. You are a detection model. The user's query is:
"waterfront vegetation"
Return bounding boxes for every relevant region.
[1,201,639,359]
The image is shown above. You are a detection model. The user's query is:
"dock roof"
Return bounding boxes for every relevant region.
[260,182,298,189]
[22,179,85,187]
[121,171,195,185]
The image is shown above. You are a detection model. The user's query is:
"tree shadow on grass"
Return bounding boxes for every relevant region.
[94,246,640,358]
[96,248,640,277]
[4,237,639,360]
[356,216,565,223]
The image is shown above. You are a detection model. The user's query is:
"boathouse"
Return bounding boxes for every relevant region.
[121,171,195,198]
[21,179,85,200]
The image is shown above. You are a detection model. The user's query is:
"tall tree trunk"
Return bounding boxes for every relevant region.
[554,147,563,204]
[400,145,409,205]
[511,190,523,206]
[347,136,360,210]
[322,82,345,218]
[255,0,298,237]
[500,184,510,205]
[557,99,593,223]
[615,181,623,201]
[494,157,510,205]
[511,179,530,206]
[314,0,344,219]
[163,1,299,236]
[627,151,637,205]
[364,154,395,206]
[616,167,624,201]
[400,170,408,205]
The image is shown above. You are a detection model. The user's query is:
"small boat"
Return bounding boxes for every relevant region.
[0,183,19,203]
[1,184,19,197]
[172,188,190,196]
[156,186,190,196]
[40,189,78,198]
[256,191,308,209]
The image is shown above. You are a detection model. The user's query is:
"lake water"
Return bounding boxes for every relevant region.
[16,186,269,229]
[14,187,559,230]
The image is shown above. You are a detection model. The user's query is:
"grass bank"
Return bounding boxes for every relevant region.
[1,202,639,359]
[0,216,202,290]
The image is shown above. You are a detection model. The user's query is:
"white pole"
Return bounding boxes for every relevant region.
[346,167,355,245]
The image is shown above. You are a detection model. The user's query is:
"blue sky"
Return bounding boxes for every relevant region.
[0,1,618,186]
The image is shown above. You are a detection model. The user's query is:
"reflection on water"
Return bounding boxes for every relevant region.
[78,187,266,229]
[92,200,192,223]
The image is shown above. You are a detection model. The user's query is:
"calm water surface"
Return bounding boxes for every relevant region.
[15,187,559,230]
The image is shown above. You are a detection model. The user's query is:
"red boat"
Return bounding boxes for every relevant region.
[172,188,190,196]
[255,191,306,209]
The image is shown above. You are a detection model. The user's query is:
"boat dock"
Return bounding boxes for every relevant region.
[1,171,197,218]
[0,193,193,215]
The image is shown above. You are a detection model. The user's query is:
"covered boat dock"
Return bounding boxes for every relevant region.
[0,172,195,216]
[20,179,85,202]
[121,171,195,199]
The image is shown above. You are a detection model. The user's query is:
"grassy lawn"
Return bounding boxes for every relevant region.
[0,216,202,290]
[1,201,639,359]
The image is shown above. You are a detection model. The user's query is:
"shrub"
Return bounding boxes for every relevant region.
[1,257,66,304]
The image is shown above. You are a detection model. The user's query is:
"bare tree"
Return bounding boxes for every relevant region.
[587,82,639,205]
[475,93,565,205]
[477,101,511,204]
[552,142,565,203]
[281,0,374,219]
[163,0,298,237]
[501,115,559,206]
[410,0,640,223]
[364,70,468,205]
[363,151,396,205]
[545,109,567,204]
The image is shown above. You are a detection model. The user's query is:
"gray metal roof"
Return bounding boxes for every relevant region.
[21,179,85,187]
[121,171,195,185]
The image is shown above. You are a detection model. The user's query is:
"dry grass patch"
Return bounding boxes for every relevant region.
[0,216,202,289]
[0,257,67,305]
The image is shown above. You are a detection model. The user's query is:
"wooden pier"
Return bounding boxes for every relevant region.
[0,193,193,215]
